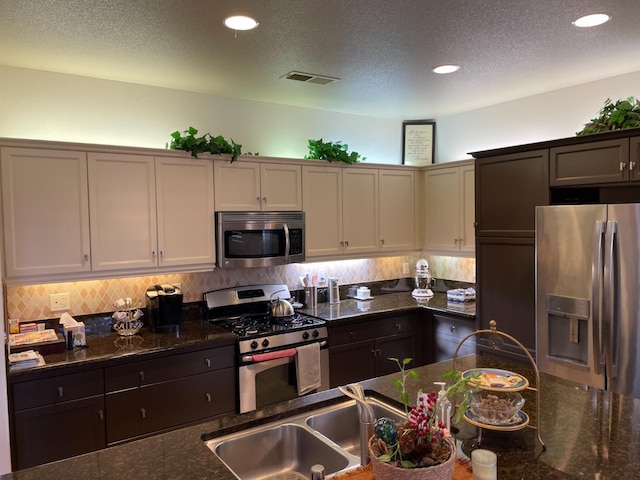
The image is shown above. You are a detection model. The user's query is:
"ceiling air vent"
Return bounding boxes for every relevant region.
[282,71,340,85]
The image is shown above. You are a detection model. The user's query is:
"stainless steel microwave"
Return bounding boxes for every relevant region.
[215,211,305,268]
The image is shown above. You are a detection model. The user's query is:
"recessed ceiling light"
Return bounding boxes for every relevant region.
[572,13,610,28]
[432,65,460,75]
[223,15,259,31]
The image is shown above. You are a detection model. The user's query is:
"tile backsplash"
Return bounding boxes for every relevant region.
[4,255,475,321]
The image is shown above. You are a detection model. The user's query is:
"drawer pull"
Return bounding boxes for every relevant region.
[139,371,145,383]
[450,325,456,333]
[205,358,211,368]
[98,410,104,421]
[350,332,356,340]
[395,323,401,331]
[58,387,64,398]
[140,408,146,419]
[205,393,212,402]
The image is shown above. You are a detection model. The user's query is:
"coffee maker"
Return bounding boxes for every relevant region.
[145,284,183,332]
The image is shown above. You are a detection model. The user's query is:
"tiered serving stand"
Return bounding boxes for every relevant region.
[452,320,546,450]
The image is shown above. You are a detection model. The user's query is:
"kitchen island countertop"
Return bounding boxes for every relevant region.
[3,354,639,480]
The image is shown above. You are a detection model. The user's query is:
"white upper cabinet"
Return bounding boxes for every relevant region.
[155,156,215,267]
[302,165,343,257]
[424,160,475,255]
[214,160,302,211]
[304,165,418,259]
[379,169,416,252]
[88,153,158,271]
[1,148,91,277]
[342,168,379,255]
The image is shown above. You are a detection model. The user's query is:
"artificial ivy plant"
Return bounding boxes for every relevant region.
[305,138,366,164]
[168,127,242,162]
[577,97,640,136]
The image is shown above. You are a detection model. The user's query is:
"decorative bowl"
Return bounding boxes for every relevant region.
[469,390,525,425]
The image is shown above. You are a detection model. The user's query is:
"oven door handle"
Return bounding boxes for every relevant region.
[242,341,327,363]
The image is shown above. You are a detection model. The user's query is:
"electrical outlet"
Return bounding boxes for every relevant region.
[402,262,410,275]
[50,293,70,312]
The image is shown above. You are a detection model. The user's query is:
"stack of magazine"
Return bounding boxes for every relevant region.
[8,349,45,370]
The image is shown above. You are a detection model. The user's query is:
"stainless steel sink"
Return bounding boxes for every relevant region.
[205,397,404,480]
[306,398,405,455]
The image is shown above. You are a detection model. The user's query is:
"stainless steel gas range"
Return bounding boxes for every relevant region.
[204,284,330,413]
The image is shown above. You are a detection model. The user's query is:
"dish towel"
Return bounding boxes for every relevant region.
[296,342,321,395]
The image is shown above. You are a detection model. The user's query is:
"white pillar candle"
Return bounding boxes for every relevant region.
[471,448,497,480]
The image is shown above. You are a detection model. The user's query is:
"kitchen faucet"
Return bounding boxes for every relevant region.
[338,383,375,466]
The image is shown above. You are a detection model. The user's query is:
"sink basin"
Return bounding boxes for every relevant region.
[205,396,404,480]
[306,398,405,455]
[210,423,349,480]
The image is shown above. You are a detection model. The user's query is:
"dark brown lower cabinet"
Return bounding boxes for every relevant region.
[106,368,235,443]
[13,395,106,469]
[433,312,477,363]
[328,312,422,387]
[476,237,536,363]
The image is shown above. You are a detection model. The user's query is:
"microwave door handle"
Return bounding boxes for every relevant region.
[283,223,290,263]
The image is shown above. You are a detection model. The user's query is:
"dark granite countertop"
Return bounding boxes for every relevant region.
[4,354,639,480]
[298,291,476,322]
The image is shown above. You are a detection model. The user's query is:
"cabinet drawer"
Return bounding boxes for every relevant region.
[435,336,476,362]
[12,369,104,411]
[106,367,235,443]
[434,313,476,341]
[105,345,235,392]
[329,314,419,346]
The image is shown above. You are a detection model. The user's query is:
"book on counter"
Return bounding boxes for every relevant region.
[8,349,45,370]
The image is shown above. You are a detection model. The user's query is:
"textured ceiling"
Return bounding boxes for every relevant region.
[1,0,639,119]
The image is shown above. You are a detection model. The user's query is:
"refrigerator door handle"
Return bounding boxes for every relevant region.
[592,220,605,375]
[604,220,619,379]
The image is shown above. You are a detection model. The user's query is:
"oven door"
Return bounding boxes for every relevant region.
[238,343,329,413]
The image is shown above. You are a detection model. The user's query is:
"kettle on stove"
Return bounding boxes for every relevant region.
[145,284,183,332]
[270,290,295,318]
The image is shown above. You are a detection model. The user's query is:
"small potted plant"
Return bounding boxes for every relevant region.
[368,358,475,480]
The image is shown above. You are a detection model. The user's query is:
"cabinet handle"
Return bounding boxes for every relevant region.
[340,241,344,247]
[205,393,212,403]
[98,410,104,421]
[349,332,356,340]
[395,323,401,331]
[371,349,376,356]
[631,161,637,172]
[450,325,456,333]
[83,254,89,263]
[620,162,627,172]
[205,358,211,368]
[159,250,164,258]
[345,241,349,247]
[152,251,157,259]
[262,196,267,203]
[140,408,146,419]
[380,239,385,246]
[58,386,64,398]
[377,348,382,356]
[454,238,459,244]
[256,196,261,202]
[139,371,145,383]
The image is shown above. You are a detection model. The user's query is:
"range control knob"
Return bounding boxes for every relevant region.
[312,330,319,338]
[250,341,258,350]
[302,331,310,340]
[262,339,270,348]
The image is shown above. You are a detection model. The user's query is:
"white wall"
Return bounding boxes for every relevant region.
[436,71,640,163]
[0,66,401,164]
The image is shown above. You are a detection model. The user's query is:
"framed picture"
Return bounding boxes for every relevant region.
[402,120,435,166]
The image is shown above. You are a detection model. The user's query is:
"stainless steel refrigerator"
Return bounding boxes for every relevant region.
[536,204,640,399]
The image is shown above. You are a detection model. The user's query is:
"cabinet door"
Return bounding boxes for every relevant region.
[302,165,343,257]
[433,313,476,362]
[424,166,460,252]
[343,168,379,254]
[88,153,158,271]
[550,138,630,186]
[631,137,640,182]
[475,150,549,237]
[459,164,476,253]
[1,148,91,277]
[260,163,302,211]
[375,332,418,376]
[13,396,105,469]
[214,161,261,210]
[379,169,415,252]
[328,340,376,387]
[155,156,215,267]
[476,237,536,361]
